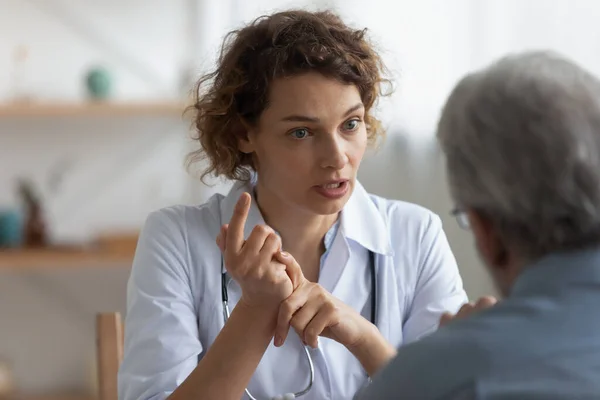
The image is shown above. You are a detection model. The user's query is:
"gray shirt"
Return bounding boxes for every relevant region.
[358,249,600,399]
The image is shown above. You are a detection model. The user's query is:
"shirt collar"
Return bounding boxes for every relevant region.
[219,179,394,256]
[511,247,600,297]
[219,179,265,241]
[341,181,394,256]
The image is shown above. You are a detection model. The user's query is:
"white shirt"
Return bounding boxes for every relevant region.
[118,180,467,400]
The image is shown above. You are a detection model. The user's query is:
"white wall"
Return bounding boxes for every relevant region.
[4,0,600,394]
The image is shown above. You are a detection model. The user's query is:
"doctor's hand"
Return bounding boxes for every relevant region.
[215,193,302,310]
[272,253,371,349]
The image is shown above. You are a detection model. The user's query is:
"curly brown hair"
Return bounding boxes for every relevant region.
[186,9,392,183]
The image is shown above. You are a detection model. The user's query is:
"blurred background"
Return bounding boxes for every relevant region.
[1,0,599,398]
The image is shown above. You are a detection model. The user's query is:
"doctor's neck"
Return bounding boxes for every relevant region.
[253,186,337,260]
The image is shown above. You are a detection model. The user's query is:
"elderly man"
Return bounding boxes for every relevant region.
[358,51,600,399]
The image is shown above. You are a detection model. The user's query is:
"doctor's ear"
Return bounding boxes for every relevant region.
[236,120,256,154]
[238,135,254,154]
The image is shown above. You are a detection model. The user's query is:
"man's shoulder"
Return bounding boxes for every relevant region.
[361,296,567,399]
[392,320,493,371]
[360,292,600,399]
[359,312,507,399]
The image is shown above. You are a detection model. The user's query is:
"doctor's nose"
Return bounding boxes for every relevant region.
[319,136,349,170]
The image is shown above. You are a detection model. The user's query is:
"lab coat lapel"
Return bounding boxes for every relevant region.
[318,232,350,294]
[341,181,394,257]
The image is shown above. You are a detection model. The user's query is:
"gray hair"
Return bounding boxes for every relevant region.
[437,51,600,260]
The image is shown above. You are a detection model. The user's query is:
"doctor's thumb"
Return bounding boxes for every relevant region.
[276,251,305,289]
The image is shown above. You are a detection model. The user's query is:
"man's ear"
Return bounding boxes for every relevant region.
[468,210,509,268]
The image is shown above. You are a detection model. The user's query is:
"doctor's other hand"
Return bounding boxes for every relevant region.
[215,192,298,310]
[272,252,370,349]
[439,296,498,328]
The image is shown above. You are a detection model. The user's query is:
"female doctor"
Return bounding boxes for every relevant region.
[118,9,468,400]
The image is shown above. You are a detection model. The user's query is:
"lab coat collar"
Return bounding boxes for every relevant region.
[341,181,394,257]
[219,179,266,243]
[219,178,394,258]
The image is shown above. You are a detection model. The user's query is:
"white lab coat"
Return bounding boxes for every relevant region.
[118,179,467,400]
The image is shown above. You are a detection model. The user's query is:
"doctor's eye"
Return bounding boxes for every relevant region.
[289,128,310,140]
[342,119,361,132]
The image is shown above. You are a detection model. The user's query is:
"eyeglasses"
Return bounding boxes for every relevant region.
[450,208,470,230]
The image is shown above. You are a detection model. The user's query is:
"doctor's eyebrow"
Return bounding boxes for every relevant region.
[280,103,364,123]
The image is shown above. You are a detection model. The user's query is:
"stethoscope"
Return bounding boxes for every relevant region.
[220,250,378,400]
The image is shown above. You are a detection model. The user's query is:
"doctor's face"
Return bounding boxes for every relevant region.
[240,72,368,216]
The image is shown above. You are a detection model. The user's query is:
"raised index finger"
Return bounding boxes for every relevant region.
[226,192,251,253]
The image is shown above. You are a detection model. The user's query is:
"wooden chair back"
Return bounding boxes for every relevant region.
[96,312,124,400]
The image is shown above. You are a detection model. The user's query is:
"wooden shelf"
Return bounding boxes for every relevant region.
[0,101,188,118]
[0,247,134,269]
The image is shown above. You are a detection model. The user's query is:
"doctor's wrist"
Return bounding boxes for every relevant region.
[237,296,280,320]
[347,322,397,377]
[346,320,379,352]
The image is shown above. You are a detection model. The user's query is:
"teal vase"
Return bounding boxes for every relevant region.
[0,209,23,248]
[86,67,112,100]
